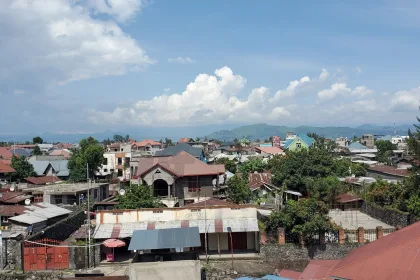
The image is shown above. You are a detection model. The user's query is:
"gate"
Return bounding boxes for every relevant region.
[23,239,69,271]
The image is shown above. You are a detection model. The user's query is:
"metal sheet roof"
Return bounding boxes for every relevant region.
[8,203,71,225]
[128,227,200,250]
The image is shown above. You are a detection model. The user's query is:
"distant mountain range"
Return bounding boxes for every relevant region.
[0,123,414,143]
[205,123,414,140]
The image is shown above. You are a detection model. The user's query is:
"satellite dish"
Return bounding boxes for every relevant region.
[119,189,126,196]
[25,199,31,205]
[10,183,16,192]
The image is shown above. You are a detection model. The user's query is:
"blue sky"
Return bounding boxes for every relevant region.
[0,0,419,135]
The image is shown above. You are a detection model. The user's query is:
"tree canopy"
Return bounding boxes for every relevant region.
[113,135,125,143]
[32,145,42,156]
[11,155,36,182]
[215,157,237,173]
[226,174,252,204]
[68,137,104,182]
[32,136,43,144]
[239,158,267,174]
[375,140,397,163]
[115,185,163,209]
[164,138,174,148]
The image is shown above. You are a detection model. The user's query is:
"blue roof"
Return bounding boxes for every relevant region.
[348,142,367,150]
[155,143,203,158]
[284,139,294,149]
[11,148,32,157]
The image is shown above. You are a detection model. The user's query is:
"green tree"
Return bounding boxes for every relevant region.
[68,137,104,182]
[375,140,397,163]
[304,176,341,204]
[115,185,163,209]
[239,158,267,174]
[226,174,252,204]
[32,136,43,144]
[265,198,334,243]
[407,196,420,217]
[32,145,42,156]
[113,135,124,143]
[195,137,201,142]
[125,134,130,142]
[164,137,174,147]
[215,158,237,173]
[10,155,36,182]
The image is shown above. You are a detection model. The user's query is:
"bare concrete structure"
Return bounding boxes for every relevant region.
[129,260,201,280]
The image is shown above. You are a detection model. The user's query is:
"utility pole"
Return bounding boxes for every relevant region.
[86,163,91,268]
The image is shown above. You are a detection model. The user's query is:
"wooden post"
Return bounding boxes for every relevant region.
[217,233,221,256]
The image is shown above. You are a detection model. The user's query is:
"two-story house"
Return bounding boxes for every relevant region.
[284,135,314,151]
[132,151,225,207]
[131,139,163,156]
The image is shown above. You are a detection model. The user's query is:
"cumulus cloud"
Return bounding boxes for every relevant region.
[351,86,373,97]
[318,83,373,100]
[272,76,311,100]
[319,68,329,81]
[391,87,420,112]
[87,0,144,22]
[168,57,196,64]
[0,0,153,91]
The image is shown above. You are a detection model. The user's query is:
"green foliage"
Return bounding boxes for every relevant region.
[11,155,36,182]
[226,174,253,204]
[375,140,397,163]
[407,196,420,217]
[115,185,163,209]
[32,145,42,156]
[304,176,341,204]
[239,158,267,174]
[214,157,237,173]
[265,198,334,242]
[113,135,125,143]
[68,137,104,182]
[364,179,405,209]
[32,136,43,144]
[164,137,174,147]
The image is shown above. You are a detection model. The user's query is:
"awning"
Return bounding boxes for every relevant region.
[128,227,200,250]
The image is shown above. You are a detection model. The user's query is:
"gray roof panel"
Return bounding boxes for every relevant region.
[155,143,203,158]
[128,227,201,250]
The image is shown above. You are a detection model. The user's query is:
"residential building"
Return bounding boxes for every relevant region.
[37,144,54,152]
[132,151,225,207]
[177,138,193,144]
[28,156,70,180]
[49,149,72,158]
[285,132,297,140]
[155,143,206,162]
[131,139,162,156]
[10,148,32,157]
[0,147,13,163]
[284,135,314,151]
[0,162,15,183]
[93,205,259,257]
[25,175,61,185]
[255,146,284,157]
[335,137,349,147]
[272,135,281,147]
[98,143,132,180]
[366,165,409,181]
[0,190,33,205]
[22,182,109,205]
[360,134,375,148]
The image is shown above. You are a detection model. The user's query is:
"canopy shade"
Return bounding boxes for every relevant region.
[103,239,126,248]
[128,227,200,251]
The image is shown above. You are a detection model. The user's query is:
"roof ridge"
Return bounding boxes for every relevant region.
[331,225,420,274]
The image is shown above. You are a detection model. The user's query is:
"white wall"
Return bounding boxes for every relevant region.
[129,260,201,280]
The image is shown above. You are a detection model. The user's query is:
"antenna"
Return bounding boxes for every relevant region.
[24,199,31,205]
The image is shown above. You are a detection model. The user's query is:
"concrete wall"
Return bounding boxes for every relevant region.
[68,244,100,270]
[129,260,201,280]
[2,239,22,270]
[361,202,410,227]
[0,272,63,280]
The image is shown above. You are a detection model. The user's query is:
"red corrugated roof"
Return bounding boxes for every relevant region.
[368,165,409,177]
[298,260,341,280]
[248,172,272,190]
[136,151,225,177]
[255,146,284,155]
[330,221,420,280]
[278,269,301,279]
[336,193,362,203]
[0,205,28,216]
[0,162,15,173]
[25,175,61,185]
[0,147,13,160]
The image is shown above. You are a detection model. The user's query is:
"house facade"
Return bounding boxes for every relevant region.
[131,140,163,156]
[132,151,225,207]
[98,143,132,180]
[284,135,314,151]
[360,134,375,148]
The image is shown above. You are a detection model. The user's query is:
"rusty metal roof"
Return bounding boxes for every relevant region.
[367,165,409,177]
[0,161,15,173]
[248,172,272,190]
[25,175,61,185]
[336,193,362,203]
[298,260,341,280]
[178,138,192,143]
[330,221,420,280]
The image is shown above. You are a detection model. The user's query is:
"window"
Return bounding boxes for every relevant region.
[104,168,108,172]
[117,157,122,165]
[34,194,43,203]
[117,169,123,177]
[296,142,301,148]
[190,209,201,212]
[153,210,163,213]
[103,158,108,165]
[110,169,114,173]
[94,189,98,199]
[125,157,130,165]
[155,169,161,174]
[187,176,201,192]
[54,195,63,204]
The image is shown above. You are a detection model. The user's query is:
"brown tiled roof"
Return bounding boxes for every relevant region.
[336,193,362,203]
[0,162,15,173]
[25,176,61,185]
[330,221,420,279]
[299,260,341,280]
[278,269,302,280]
[49,149,72,158]
[188,198,238,207]
[255,146,284,155]
[132,139,161,147]
[0,205,28,216]
[368,165,409,177]
[178,138,192,143]
[136,151,225,177]
[0,147,13,160]
[0,159,12,166]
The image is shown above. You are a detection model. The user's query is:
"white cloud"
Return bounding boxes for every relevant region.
[318,83,351,100]
[391,87,420,112]
[319,68,329,81]
[272,76,311,100]
[87,0,144,22]
[269,107,291,119]
[168,57,196,64]
[351,86,374,97]
[0,0,153,88]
